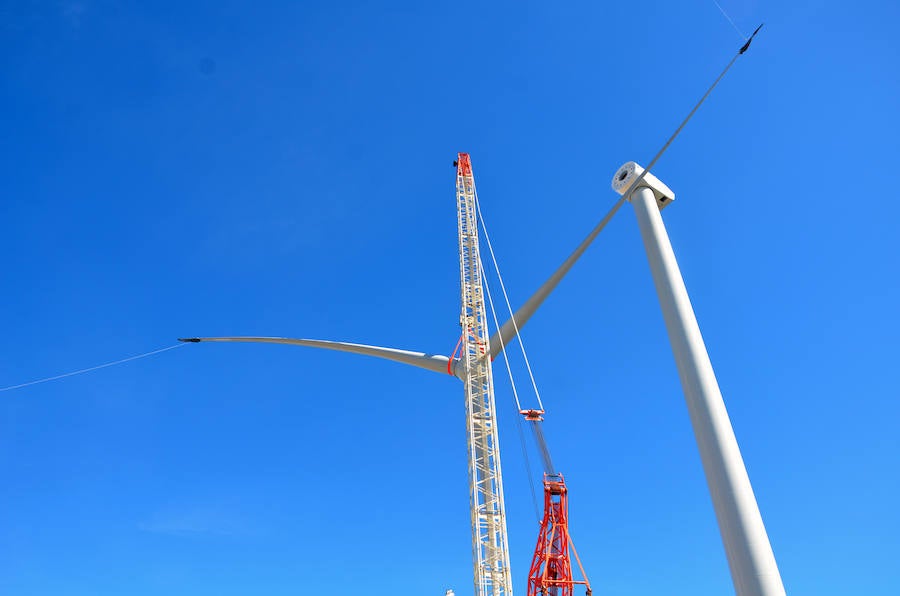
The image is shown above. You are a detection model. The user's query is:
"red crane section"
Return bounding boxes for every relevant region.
[526,474,592,596]
[455,152,473,176]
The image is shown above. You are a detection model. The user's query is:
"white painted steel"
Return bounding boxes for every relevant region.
[628,183,785,596]
[456,166,514,596]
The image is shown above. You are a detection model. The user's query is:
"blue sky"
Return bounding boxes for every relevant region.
[2,1,898,594]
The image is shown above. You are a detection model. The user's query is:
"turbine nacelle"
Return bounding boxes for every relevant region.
[612,161,675,210]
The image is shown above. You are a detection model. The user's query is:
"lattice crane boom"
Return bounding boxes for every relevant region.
[455,153,514,596]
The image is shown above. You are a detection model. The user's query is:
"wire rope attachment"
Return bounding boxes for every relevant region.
[520,409,556,476]
[447,333,464,375]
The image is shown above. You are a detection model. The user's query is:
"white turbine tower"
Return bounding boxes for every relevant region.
[612,163,785,595]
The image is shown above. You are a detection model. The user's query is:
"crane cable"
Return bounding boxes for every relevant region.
[472,183,542,519]
[482,263,542,520]
[475,194,556,477]
[0,343,185,393]
[475,189,545,413]
[712,0,748,41]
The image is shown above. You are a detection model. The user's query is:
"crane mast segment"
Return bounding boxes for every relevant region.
[527,474,591,596]
[455,153,514,596]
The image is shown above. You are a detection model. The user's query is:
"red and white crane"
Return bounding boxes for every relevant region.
[181,153,610,596]
[519,410,592,596]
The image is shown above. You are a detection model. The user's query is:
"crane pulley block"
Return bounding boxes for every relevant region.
[520,408,545,422]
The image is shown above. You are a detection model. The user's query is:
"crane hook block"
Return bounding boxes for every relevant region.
[520,409,545,422]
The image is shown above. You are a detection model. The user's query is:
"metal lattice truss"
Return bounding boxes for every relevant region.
[456,154,513,596]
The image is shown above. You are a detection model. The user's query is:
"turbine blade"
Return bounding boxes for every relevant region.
[488,200,624,358]
[179,336,455,377]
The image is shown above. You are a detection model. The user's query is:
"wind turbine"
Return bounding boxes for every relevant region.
[180,156,785,596]
[181,26,785,596]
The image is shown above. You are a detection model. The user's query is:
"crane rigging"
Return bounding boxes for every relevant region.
[461,155,591,596]
[474,184,593,596]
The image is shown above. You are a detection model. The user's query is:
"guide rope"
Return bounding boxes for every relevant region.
[712,0,747,40]
[0,343,185,393]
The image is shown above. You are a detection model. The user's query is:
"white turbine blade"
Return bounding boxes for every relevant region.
[179,336,456,377]
[488,199,625,358]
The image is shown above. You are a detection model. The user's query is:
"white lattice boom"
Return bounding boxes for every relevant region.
[455,153,513,596]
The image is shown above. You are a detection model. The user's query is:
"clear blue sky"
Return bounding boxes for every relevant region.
[2,1,898,594]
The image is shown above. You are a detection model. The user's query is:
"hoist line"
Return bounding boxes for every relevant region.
[529,417,556,475]
[480,254,525,413]
[476,192,560,494]
[469,158,541,519]
[475,189,561,477]
[515,413,542,522]
[479,253,541,520]
[474,189,545,413]
[0,343,185,393]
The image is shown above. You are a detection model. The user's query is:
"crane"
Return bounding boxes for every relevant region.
[181,126,786,596]
[525,472,591,596]
[518,409,591,596]
[180,39,786,591]
[455,153,513,596]
[180,152,618,596]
